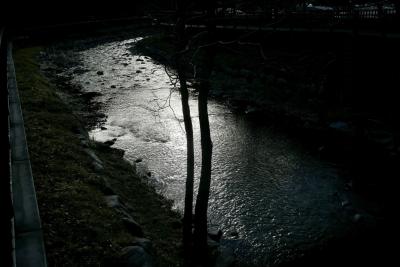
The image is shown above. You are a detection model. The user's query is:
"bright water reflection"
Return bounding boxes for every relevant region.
[68,37,372,266]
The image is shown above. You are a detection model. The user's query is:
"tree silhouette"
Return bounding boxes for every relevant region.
[174,1,195,266]
[173,0,217,265]
[192,0,217,265]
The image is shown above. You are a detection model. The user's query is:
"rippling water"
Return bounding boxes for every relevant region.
[62,37,374,266]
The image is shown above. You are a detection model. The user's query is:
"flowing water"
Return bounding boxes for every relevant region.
[59,37,375,266]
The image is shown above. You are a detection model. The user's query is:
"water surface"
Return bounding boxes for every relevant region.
[62,37,374,266]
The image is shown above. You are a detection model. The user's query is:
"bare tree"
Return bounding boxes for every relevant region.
[174,1,195,265]
[192,0,217,264]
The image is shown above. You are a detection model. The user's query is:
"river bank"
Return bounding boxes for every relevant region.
[14,43,183,266]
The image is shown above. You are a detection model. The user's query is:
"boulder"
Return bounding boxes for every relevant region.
[341,200,351,207]
[208,227,223,242]
[100,177,115,195]
[345,180,353,190]
[329,121,350,132]
[130,237,153,252]
[103,138,117,147]
[353,213,363,223]
[105,195,123,209]
[92,161,104,172]
[120,246,153,267]
[80,139,89,148]
[84,148,103,165]
[104,195,132,218]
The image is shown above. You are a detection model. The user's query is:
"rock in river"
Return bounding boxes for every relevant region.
[208,227,223,242]
[215,246,235,267]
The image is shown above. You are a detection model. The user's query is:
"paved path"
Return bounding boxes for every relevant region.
[8,42,47,267]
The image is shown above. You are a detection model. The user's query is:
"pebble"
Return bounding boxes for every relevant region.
[353,213,362,223]
[341,200,351,207]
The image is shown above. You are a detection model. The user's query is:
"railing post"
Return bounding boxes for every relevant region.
[352,6,359,36]
[377,2,386,37]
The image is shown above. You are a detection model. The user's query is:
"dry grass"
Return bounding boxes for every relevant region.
[14,46,182,267]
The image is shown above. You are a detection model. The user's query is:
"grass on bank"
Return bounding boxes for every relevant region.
[14,46,182,267]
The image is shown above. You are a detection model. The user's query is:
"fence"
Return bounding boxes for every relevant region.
[153,6,399,35]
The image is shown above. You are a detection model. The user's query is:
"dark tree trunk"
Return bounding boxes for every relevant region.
[175,1,195,265]
[193,0,216,264]
[179,68,195,266]
[193,78,213,262]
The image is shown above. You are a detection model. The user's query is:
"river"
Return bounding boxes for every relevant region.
[58,36,376,266]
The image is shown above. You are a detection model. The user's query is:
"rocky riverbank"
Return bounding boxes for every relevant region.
[14,44,183,266]
[15,28,237,267]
